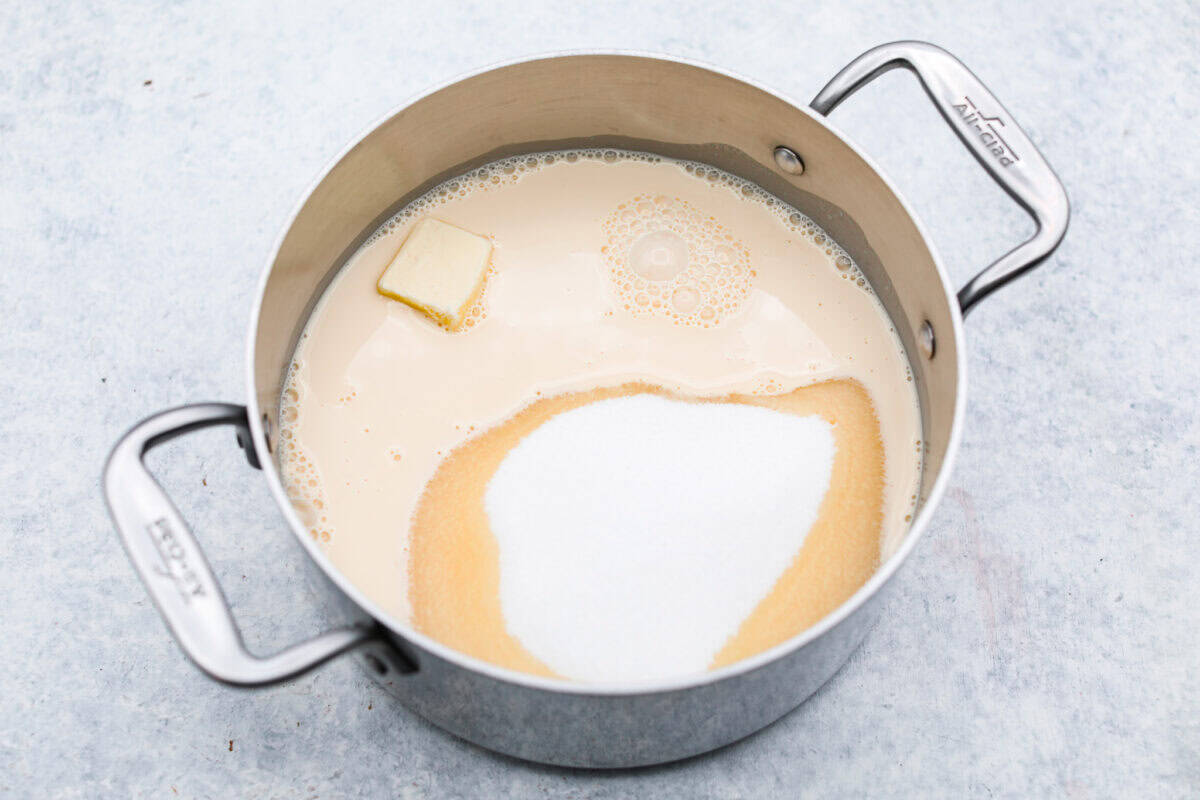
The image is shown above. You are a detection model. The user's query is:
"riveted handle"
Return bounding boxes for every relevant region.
[811,41,1069,316]
[103,403,374,686]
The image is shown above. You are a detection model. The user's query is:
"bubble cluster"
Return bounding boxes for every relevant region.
[667,158,873,293]
[751,376,785,395]
[601,194,754,327]
[277,361,333,543]
[669,161,872,295]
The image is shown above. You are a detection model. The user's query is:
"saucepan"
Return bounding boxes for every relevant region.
[103,42,1068,768]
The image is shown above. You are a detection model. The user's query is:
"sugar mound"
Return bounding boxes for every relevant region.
[484,394,835,683]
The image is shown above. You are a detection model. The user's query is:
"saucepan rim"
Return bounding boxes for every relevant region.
[244,49,968,696]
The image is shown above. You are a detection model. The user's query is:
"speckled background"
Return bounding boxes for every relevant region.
[2,0,1197,797]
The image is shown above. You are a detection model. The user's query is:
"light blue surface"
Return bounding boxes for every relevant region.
[2,1,1197,796]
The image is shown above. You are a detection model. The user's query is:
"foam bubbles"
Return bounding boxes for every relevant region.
[277,361,333,544]
[671,285,700,313]
[628,230,690,282]
[602,194,754,328]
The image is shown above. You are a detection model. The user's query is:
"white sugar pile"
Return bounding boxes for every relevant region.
[484,394,835,683]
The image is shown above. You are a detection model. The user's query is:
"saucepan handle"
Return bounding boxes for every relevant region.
[811,41,1069,317]
[102,402,374,686]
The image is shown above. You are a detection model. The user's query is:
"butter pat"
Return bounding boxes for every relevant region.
[376,217,492,328]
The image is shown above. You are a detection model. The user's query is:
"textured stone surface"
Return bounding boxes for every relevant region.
[1,1,1197,796]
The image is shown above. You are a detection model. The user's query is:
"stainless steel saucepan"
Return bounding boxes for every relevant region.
[103,42,1068,768]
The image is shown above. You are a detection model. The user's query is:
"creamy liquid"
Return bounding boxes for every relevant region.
[279,150,922,678]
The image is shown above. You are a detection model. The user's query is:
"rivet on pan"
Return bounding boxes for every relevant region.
[261,413,273,452]
[773,146,805,176]
[919,321,936,359]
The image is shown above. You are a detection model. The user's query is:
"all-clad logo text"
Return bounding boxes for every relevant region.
[147,517,206,602]
[953,96,1019,167]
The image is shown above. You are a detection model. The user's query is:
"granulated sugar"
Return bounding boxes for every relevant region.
[484,394,835,683]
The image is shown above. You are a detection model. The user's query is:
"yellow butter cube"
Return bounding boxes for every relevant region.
[376,217,492,328]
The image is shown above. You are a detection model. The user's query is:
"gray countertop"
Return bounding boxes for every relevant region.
[2,1,1197,797]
